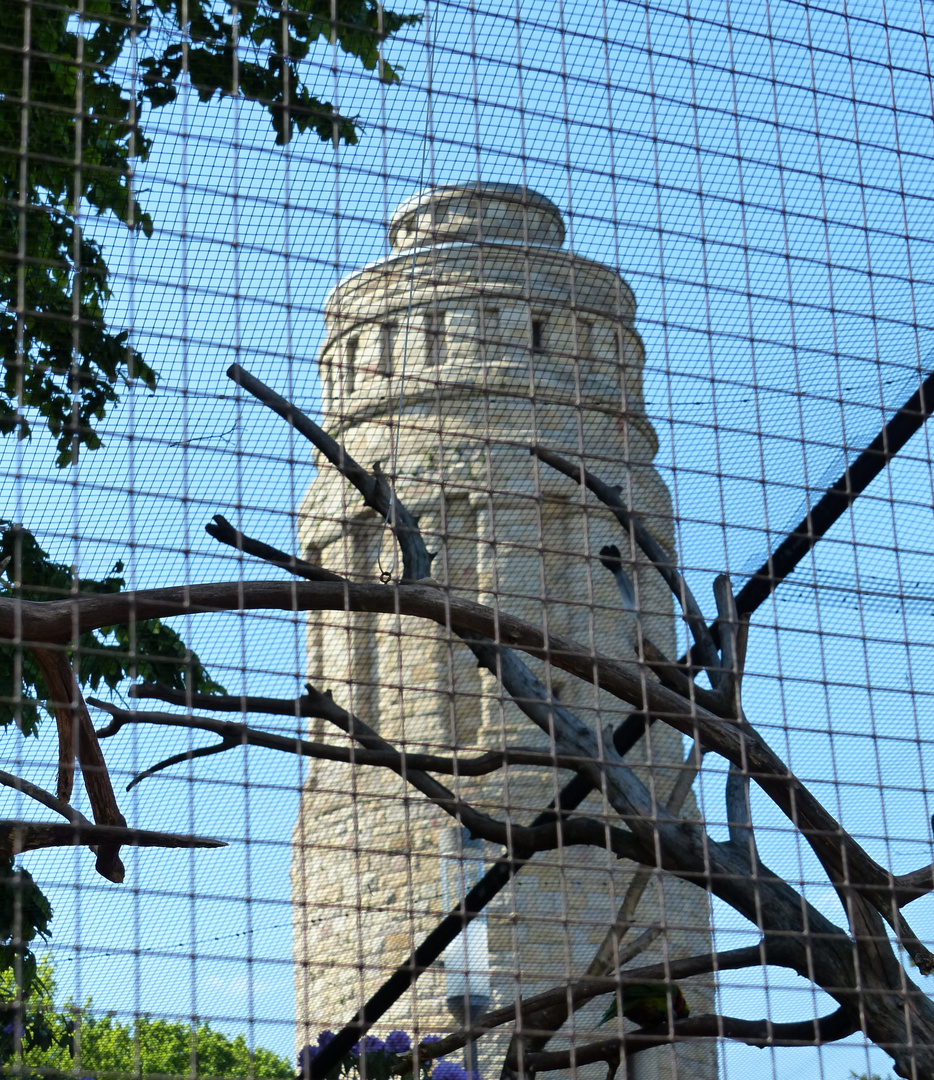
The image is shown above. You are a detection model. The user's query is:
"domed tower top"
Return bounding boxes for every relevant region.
[388,183,566,251]
[306,181,656,544]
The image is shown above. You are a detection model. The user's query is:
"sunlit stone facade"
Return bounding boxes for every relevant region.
[292,184,718,1080]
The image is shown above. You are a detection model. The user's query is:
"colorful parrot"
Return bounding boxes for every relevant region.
[599,983,690,1028]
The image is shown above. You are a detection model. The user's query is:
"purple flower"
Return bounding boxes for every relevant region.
[351,1035,386,1059]
[432,1062,468,1080]
[421,1035,442,1045]
[1,1022,15,1035]
[385,1031,411,1054]
[318,1031,336,1048]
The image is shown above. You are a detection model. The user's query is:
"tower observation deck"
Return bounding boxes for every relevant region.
[292,184,718,1080]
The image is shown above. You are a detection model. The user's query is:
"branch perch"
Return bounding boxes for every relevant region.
[227,364,432,580]
[30,647,126,881]
[530,446,721,680]
[90,699,598,783]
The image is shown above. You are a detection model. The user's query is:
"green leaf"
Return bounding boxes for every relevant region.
[0,0,419,465]
[0,522,226,734]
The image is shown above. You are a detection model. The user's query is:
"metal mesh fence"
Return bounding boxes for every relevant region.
[1,2,933,1079]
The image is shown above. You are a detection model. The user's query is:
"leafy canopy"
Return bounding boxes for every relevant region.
[2,956,293,1080]
[0,0,419,465]
[0,521,225,736]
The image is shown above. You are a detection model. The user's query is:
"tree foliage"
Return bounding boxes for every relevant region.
[2,958,293,1080]
[0,0,418,464]
[0,521,224,736]
[0,868,70,1076]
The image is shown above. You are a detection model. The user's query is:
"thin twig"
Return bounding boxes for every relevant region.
[125,742,235,791]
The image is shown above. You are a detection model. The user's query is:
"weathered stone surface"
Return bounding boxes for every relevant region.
[292,185,718,1080]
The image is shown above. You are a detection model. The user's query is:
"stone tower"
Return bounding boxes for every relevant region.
[292,184,718,1080]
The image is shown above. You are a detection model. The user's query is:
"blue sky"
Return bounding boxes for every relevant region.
[2,0,934,1077]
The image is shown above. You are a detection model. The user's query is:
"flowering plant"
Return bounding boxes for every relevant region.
[298,1031,480,1080]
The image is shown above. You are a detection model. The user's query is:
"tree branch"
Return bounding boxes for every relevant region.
[227,364,432,581]
[397,928,665,1066]
[530,446,721,680]
[30,647,126,882]
[0,820,225,859]
[5,580,905,910]
[521,1007,857,1072]
[0,770,91,826]
[404,940,806,1067]
[30,647,76,803]
[303,683,647,865]
[129,684,319,715]
[713,574,744,717]
[205,514,344,582]
[499,742,704,1069]
[90,699,595,782]
[125,741,235,791]
[725,765,757,864]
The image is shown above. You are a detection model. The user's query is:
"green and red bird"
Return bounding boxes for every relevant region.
[599,983,690,1028]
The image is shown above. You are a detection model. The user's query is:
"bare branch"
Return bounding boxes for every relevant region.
[713,574,742,716]
[227,364,432,581]
[399,928,664,1065]
[531,446,721,679]
[125,742,233,791]
[302,684,648,865]
[31,647,76,803]
[893,862,934,904]
[30,647,126,882]
[403,941,801,1067]
[0,770,91,826]
[129,684,317,716]
[94,698,561,773]
[0,820,225,859]
[499,742,704,1066]
[205,514,343,582]
[521,1007,857,1072]
[725,765,757,863]
[98,697,647,873]
[7,581,904,910]
[90,699,595,781]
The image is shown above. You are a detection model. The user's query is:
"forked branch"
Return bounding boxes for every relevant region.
[30,646,127,881]
[227,364,432,581]
[90,699,598,784]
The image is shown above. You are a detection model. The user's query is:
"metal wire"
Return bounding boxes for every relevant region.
[1,4,932,1080]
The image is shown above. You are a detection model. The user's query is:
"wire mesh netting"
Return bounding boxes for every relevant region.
[1,1,933,1079]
